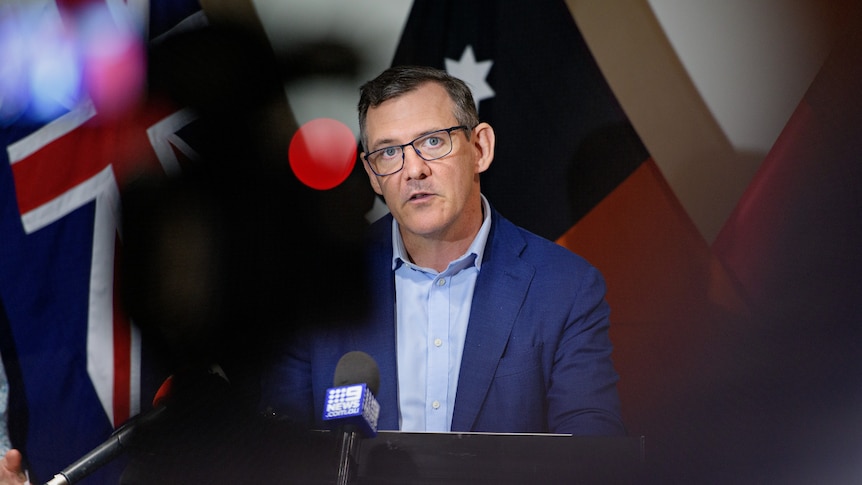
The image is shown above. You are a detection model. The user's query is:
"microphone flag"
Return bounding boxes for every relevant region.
[322,383,379,438]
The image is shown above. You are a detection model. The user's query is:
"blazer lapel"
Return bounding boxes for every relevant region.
[451,212,534,431]
[349,216,399,430]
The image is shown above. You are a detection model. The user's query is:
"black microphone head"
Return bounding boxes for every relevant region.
[333,351,380,396]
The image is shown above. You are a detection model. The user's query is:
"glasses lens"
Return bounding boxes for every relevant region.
[366,127,459,176]
[368,146,403,175]
[412,130,453,161]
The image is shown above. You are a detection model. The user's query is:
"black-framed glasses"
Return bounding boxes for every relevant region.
[363,125,469,176]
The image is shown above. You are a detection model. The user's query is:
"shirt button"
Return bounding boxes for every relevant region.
[434,338,443,347]
[437,278,446,286]
[432,400,441,409]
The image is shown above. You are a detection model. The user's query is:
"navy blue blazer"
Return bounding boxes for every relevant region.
[262,207,625,436]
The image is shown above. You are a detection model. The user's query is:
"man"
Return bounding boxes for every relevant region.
[263,65,625,435]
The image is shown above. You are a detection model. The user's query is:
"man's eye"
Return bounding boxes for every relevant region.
[424,136,442,147]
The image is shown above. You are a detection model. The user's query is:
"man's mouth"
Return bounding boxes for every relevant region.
[409,192,432,201]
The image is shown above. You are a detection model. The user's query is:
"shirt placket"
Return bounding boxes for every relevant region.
[426,273,450,430]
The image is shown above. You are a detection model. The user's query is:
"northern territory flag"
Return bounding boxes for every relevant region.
[389,0,862,482]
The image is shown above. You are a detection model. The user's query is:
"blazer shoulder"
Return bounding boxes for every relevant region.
[490,208,595,270]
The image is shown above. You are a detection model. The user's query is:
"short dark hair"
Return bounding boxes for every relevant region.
[357,65,479,150]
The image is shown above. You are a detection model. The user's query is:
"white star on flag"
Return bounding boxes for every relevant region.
[445,45,495,110]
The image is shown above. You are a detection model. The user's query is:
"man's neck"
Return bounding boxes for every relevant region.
[400,203,485,273]
[402,236,473,273]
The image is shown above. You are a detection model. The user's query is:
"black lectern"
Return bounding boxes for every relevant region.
[120,420,643,484]
[356,431,644,484]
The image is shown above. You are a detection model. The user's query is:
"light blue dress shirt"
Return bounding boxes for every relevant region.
[392,195,492,432]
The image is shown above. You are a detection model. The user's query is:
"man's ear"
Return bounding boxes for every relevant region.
[472,122,495,173]
[360,154,384,195]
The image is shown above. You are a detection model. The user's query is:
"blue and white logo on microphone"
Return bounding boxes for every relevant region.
[323,383,379,437]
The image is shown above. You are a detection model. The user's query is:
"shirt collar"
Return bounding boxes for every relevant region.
[391,194,492,271]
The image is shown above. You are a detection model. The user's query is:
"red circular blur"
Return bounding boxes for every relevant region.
[288,118,357,190]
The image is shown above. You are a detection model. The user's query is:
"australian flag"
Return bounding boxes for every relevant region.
[0,1,203,483]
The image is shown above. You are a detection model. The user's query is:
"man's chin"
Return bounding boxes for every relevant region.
[397,216,446,239]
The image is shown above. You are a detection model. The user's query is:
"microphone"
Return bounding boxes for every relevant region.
[45,363,228,485]
[323,351,380,485]
[43,376,175,485]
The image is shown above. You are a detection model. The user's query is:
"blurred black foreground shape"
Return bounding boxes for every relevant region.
[117,18,374,484]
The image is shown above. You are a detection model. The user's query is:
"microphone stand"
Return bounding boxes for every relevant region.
[44,406,168,485]
[336,425,359,485]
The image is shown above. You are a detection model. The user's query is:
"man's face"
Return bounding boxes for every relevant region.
[362,82,486,242]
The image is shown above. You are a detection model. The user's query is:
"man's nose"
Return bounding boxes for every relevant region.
[402,146,429,179]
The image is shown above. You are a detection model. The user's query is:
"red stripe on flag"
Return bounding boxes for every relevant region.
[112,231,132,427]
[12,124,113,214]
[11,102,176,216]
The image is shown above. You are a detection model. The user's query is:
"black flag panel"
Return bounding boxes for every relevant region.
[391,0,649,240]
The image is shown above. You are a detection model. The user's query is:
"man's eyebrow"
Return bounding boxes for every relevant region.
[368,137,398,151]
[369,128,445,151]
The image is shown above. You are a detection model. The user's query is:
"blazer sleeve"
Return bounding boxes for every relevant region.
[547,263,626,436]
[259,330,315,427]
